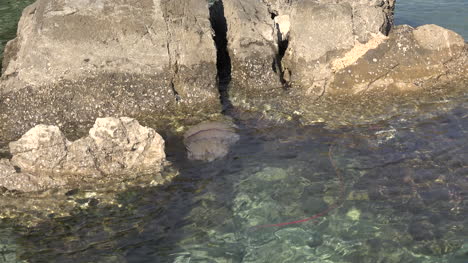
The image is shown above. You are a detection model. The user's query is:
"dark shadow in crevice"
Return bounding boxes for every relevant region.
[209,0,232,113]
[271,12,290,90]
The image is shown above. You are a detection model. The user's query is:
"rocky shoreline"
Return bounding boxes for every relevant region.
[0,0,467,192]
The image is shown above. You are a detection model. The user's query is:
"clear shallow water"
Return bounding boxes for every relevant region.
[0,1,467,263]
[1,98,467,262]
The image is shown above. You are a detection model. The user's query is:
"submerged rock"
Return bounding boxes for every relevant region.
[184,122,239,162]
[0,0,220,142]
[0,117,166,192]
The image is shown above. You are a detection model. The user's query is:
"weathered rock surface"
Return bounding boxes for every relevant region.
[220,0,467,124]
[222,0,284,107]
[222,0,396,106]
[286,25,467,126]
[10,125,68,174]
[0,159,64,192]
[0,117,166,192]
[184,121,239,162]
[0,0,220,142]
[330,24,467,94]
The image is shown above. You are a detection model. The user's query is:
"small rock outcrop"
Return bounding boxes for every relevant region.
[0,0,221,142]
[329,24,467,94]
[0,117,166,192]
[184,121,239,162]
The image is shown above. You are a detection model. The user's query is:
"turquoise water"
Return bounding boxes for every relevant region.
[0,1,467,263]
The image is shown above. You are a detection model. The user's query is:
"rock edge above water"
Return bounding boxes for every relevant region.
[0,117,166,192]
[0,0,467,142]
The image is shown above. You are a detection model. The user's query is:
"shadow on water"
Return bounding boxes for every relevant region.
[8,124,316,262]
[2,100,467,262]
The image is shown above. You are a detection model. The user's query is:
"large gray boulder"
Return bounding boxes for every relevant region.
[1,117,166,192]
[0,0,221,142]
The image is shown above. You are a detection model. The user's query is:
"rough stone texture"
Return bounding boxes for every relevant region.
[0,0,220,142]
[412,24,465,51]
[9,125,68,174]
[330,25,467,94]
[184,121,239,162]
[281,0,396,100]
[222,0,284,108]
[0,159,64,192]
[0,117,166,192]
[85,117,166,175]
[220,0,466,126]
[222,0,396,109]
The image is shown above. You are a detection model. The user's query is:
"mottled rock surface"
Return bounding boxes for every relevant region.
[0,0,220,142]
[330,25,467,94]
[0,159,64,192]
[10,125,68,174]
[184,121,239,162]
[223,0,396,106]
[220,0,466,125]
[0,117,166,192]
[222,0,284,107]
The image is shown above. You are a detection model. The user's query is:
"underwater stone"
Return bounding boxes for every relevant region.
[184,122,239,162]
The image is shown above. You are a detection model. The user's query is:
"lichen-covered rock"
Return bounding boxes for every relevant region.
[0,0,220,142]
[0,159,64,192]
[9,125,68,174]
[85,117,166,175]
[0,117,166,192]
[184,121,239,162]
